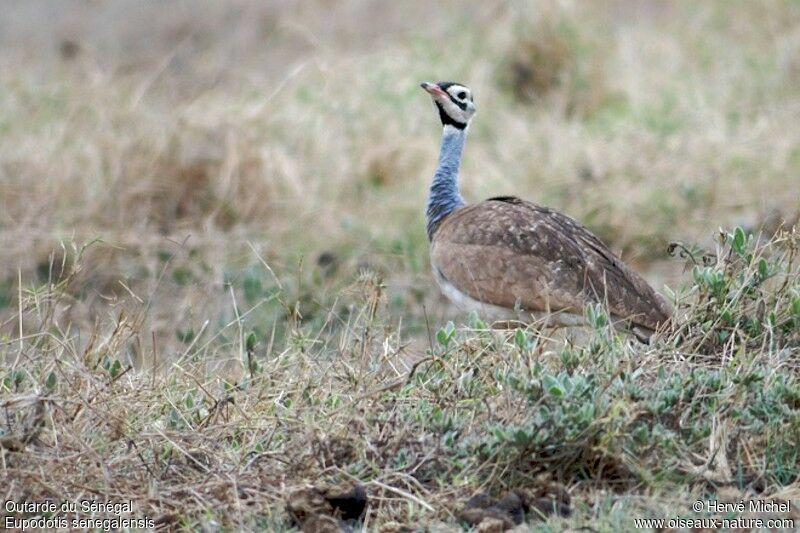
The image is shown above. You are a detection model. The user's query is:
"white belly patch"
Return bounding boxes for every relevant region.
[432,268,586,327]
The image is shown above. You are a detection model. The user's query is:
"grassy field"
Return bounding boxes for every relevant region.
[1,1,799,530]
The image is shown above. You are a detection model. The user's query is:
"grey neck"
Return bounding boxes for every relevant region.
[426,124,467,240]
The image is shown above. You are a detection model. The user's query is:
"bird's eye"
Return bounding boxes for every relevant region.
[456,91,467,100]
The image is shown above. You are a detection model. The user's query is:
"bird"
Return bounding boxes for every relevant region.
[419,81,671,341]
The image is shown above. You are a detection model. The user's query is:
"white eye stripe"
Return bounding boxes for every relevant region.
[448,87,470,101]
[448,86,466,94]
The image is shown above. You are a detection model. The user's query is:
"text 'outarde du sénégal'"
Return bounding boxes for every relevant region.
[5,499,133,514]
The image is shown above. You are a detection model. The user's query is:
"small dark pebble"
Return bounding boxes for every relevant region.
[316,251,338,274]
[458,507,516,529]
[459,488,570,529]
[460,491,526,527]
[496,491,527,524]
[59,39,81,60]
[324,483,368,521]
[287,482,368,531]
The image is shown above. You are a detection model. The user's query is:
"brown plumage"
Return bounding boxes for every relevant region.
[420,81,671,340]
[431,197,671,335]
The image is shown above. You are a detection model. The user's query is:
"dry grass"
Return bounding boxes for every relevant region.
[3,231,799,530]
[1,1,799,530]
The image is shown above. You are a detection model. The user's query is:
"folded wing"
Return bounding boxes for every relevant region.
[430,197,671,330]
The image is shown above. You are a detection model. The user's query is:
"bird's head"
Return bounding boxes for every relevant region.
[420,81,476,130]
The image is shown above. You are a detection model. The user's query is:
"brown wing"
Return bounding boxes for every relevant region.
[430,196,671,330]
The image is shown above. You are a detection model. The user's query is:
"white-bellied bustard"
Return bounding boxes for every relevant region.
[420,81,671,341]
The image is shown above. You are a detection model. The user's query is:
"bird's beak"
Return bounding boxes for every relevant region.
[420,81,446,97]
